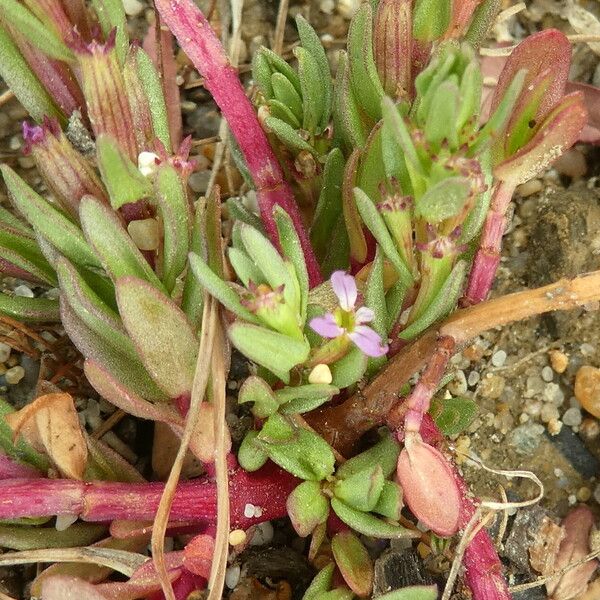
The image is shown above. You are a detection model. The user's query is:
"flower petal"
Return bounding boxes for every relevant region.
[355,306,375,324]
[348,326,388,357]
[330,271,357,312]
[310,313,344,338]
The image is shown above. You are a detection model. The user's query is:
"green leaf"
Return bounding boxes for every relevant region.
[330,345,368,388]
[414,177,470,223]
[424,80,459,149]
[303,564,335,600]
[188,252,259,323]
[1,166,100,269]
[90,0,128,64]
[240,224,299,312]
[182,208,206,329]
[457,61,483,133]
[252,48,275,98]
[56,258,136,361]
[271,72,304,122]
[0,0,74,62]
[331,531,373,597]
[0,224,57,285]
[238,376,279,418]
[135,48,172,151]
[0,23,60,123]
[79,195,164,290]
[255,47,302,98]
[377,586,438,600]
[225,198,264,232]
[155,164,191,293]
[332,52,367,151]
[430,395,478,436]
[386,280,407,330]
[314,589,354,600]
[465,0,501,49]
[354,188,414,288]
[331,498,413,538]
[295,46,325,134]
[238,430,269,471]
[311,148,345,263]
[277,383,338,415]
[413,0,451,41]
[287,480,329,537]
[296,15,332,130]
[228,322,309,383]
[228,247,264,288]
[381,97,421,171]
[373,481,404,520]
[258,413,336,480]
[274,206,309,323]
[365,248,388,375]
[399,260,466,340]
[61,299,167,402]
[0,205,32,234]
[336,431,399,479]
[0,294,59,323]
[116,276,198,397]
[264,116,316,155]
[0,399,50,471]
[334,464,384,512]
[347,3,385,121]
[96,135,152,210]
[0,523,106,551]
[269,97,302,129]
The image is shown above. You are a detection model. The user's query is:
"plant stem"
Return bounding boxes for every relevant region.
[0,464,297,526]
[463,181,515,305]
[154,0,322,287]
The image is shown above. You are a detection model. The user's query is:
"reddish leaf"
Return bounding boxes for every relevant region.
[42,575,109,600]
[183,534,214,577]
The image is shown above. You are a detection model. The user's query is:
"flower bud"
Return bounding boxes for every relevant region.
[373,0,412,100]
[22,118,107,219]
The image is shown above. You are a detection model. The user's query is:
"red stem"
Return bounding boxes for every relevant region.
[154,0,322,287]
[463,181,515,305]
[0,463,297,527]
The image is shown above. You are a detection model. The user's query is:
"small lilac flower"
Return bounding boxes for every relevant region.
[309,271,389,358]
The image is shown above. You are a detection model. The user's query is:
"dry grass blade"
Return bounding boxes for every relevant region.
[151,296,218,600]
[0,547,147,576]
[207,318,230,600]
[0,592,16,600]
[273,0,290,56]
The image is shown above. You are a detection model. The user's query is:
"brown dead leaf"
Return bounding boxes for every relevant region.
[529,516,565,576]
[5,393,87,480]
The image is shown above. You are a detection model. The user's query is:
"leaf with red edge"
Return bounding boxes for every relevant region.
[546,505,598,600]
[494,92,588,185]
[331,531,374,598]
[183,534,214,577]
[491,29,571,121]
[396,436,461,537]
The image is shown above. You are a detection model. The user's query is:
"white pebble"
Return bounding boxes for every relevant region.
[243,503,255,519]
[55,513,78,531]
[13,285,34,298]
[337,0,361,18]
[554,468,564,478]
[5,365,24,385]
[128,219,160,251]
[0,342,10,363]
[319,0,335,13]
[467,371,480,387]
[253,505,263,518]
[540,403,559,423]
[562,407,582,428]
[568,494,577,506]
[580,343,596,357]
[594,484,600,504]
[491,350,507,367]
[225,565,241,589]
[541,366,554,382]
[543,383,564,405]
[309,363,333,385]
[123,0,144,16]
[137,151,160,177]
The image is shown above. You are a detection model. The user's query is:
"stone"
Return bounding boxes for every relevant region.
[549,350,569,374]
[575,366,600,417]
[0,342,11,363]
[373,549,434,595]
[127,219,159,251]
[541,366,554,382]
[5,366,24,385]
[479,373,505,399]
[562,407,583,428]
[507,423,545,455]
[491,350,507,367]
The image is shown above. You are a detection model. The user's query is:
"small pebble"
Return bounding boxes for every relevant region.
[308,363,333,385]
[543,383,564,405]
[123,0,144,16]
[229,529,247,546]
[554,468,563,478]
[244,503,255,519]
[13,285,34,298]
[577,487,592,502]
[580,343,596,358]
[337,0,361,18]
[519,413,529,424]
[507,423,545,455]
[4,365,24,385]
[540,404,559,423]
[549,350,569,374]
[524,375,544,398]
[516,178,543,197]
[137,151,159,177]
[568,494,577,506]
[320,0,335,13]
[562,407,583,428]
[448,370,467,395]
[524,399,542,417]
[574,366,600,418]
[594,484,600,504]
[580,418,600,441]
[0,342,10,363]
[249,521,274,546]
[188,171,211,194]
[547,418,562,436]
[491,350,507,368]
[128,219,160,251]
[467,371,480,387]
[541,366,554,382]
[225,565,241,589]
[479,373,505,399]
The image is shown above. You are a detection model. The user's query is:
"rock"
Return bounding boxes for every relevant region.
[575,366,600,418]
[372,549,434,596]
[562,407,583,428]
[547,426,600,479]
[549,350,569,374]
[478,373,505,399]
[5,366,24,385]
[507,423,545,455]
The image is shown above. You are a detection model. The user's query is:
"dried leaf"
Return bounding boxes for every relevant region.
[5,393,87,480]
[42,575,110,600]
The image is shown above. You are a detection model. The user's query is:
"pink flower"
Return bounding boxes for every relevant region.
[309,271,389,358]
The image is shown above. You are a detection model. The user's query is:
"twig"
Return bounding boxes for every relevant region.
[0,90,15,107]
[272,0,290,56]
[91,409,126,440]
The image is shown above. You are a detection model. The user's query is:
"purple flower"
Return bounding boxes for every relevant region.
[310,271,389,358]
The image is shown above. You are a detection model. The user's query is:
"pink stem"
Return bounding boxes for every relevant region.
[0,463,297,527]
[0,455,43,479]
[153,0,322,287]
[463,181,516,305]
